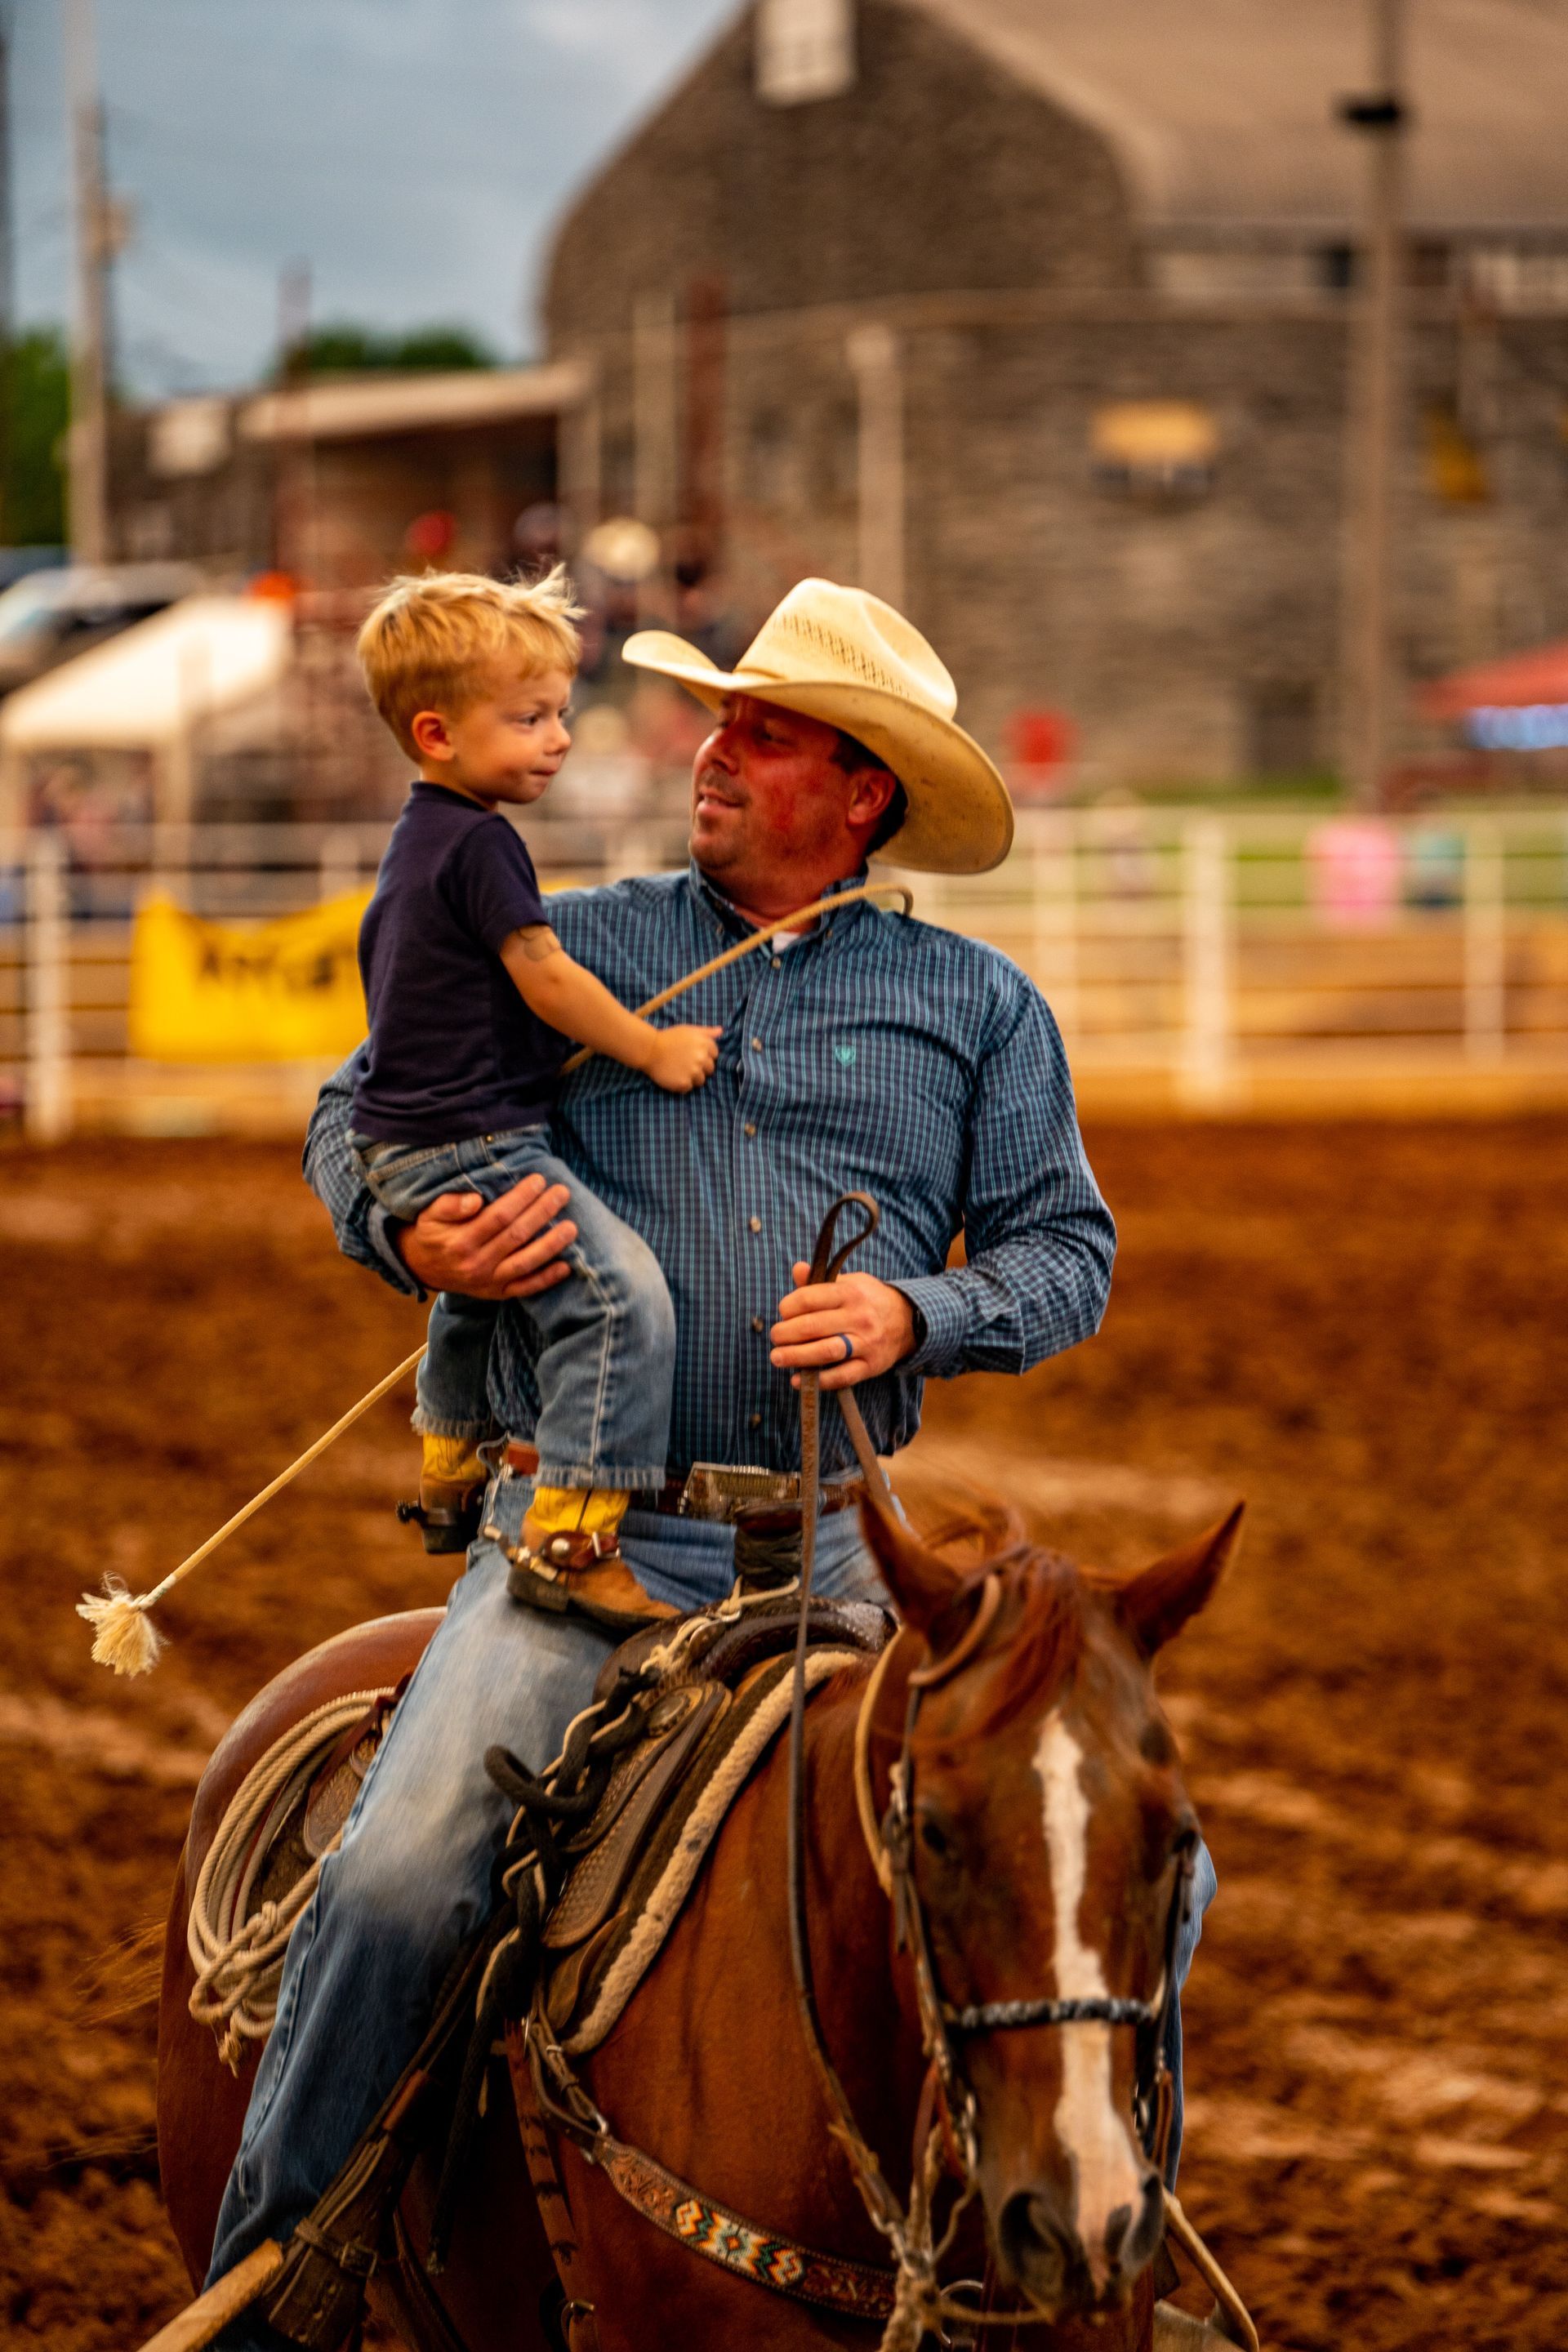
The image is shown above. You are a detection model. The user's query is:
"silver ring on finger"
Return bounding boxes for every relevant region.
[835,1333,855,1363]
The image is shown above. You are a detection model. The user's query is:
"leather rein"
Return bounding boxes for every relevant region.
[790,1192,1191,2336]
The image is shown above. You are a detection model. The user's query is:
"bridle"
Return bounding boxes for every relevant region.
[790,1192,1192,2336]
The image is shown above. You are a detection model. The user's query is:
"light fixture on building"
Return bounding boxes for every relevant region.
[755,0,856,106]
[1090,401,1218,494]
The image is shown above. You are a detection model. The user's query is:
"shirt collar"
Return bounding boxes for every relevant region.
[687,858,874,948]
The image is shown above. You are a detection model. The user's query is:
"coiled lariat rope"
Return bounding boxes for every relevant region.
[187,1688,394,2071]
[77,878,915,1679]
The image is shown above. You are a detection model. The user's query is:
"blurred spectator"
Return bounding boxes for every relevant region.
[403,510,457,565]
[1405,827,1466,911]
[546,702,650,822]
[1307,817,1402,926]
[512,503,564,572]
[1005,706,1077,804]
[1084,789,1156,898]
[669,558,745,673]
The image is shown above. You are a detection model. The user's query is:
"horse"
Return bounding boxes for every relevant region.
[156,1494,1241,2351]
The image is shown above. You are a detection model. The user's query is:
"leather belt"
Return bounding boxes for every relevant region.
[656,1463,865,1524]
[500,1446,862,1527]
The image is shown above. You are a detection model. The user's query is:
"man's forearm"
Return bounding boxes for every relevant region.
[893,1219,1115,1382]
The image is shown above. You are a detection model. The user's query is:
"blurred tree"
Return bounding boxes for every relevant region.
[1,328,69,547]
[292,323,496,377]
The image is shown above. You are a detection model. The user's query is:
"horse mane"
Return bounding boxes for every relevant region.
[960,1545,1086,1739]
[900,1491,1089,1744]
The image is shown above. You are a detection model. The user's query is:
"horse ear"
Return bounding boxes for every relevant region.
[858,1495,965,1634]
[1116,1503,1245,1658]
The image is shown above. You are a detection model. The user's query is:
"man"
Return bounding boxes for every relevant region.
[209,580,1182,2343]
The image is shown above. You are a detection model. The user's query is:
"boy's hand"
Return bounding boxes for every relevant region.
[644,1024,724,1094]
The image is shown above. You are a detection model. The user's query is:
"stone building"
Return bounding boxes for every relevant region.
[541,0,1568,786]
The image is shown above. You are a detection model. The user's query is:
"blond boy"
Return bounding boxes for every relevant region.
[350,569,719,1628]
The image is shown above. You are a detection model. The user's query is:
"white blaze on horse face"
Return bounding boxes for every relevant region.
[1034,1709,1147,2285]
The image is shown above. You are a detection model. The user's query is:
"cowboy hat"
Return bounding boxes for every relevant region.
[622,578,1013,875]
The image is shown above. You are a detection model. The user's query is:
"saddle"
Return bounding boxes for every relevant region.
[538,1591,890,2051]
[198,1590,889,2071]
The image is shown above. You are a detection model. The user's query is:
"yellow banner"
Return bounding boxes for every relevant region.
[128,888,372,1062]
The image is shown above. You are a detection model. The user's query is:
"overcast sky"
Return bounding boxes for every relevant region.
[11,0,737,399]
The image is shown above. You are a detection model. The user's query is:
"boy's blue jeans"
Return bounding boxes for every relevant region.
[205,1473,1214,2336]
[350,1124,673,1490]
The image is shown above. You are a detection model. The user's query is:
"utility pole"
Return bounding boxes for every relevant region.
[1339,0,1409,807]
[274,260,314,582]
[64,0,111,563]
[0,7,14,541]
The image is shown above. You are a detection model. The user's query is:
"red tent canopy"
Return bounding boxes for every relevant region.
[1420,639,1568,721]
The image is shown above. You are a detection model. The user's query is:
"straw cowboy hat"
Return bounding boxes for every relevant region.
[623,578,1013,875]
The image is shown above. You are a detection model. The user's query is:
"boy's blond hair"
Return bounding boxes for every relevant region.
[357,567,584,759]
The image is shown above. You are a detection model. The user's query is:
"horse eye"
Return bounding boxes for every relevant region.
[918,1812,952,1859]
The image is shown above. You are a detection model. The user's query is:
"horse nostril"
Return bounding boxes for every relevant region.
[1118,2172,1165,2275]
[998,2189,1071,2295]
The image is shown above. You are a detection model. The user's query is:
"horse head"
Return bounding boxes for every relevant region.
[860,1496,1243,2321]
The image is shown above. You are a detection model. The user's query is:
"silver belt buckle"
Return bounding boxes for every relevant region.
[679,1463,797,1522]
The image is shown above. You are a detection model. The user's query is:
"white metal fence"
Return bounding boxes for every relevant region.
[4,807,1568,1138]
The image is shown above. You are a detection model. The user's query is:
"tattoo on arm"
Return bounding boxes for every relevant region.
[510,924,562,963]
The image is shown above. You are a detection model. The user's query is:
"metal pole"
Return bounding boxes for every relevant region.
[274,261,313,581]
[1463,819,1505,1062]
[25,831,69,1143]
[64,0,111,564]
[1341,0,1408,808]
[1181,816,1232,1106]
[1032,811,1080,1044]
[633,292,677,621]
[0,8,14,537]
[846,323,905,610]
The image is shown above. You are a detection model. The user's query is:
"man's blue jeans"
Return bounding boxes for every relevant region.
[206,1480,1215,2324]
[350,1125,673,1488]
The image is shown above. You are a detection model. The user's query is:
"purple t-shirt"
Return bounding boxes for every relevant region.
[350,782,568,1144]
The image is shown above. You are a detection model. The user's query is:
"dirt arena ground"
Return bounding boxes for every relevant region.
[3,1120,1566,2351]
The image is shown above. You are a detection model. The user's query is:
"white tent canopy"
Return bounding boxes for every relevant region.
[0,595,292,823]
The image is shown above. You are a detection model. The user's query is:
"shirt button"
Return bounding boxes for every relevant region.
[770,956,781,970]
[751,1036,763,1051]
[748,1216,762,1234]
[750,1413,763,1429]
[744,1121,757,1138]
[752,1315,765,1333]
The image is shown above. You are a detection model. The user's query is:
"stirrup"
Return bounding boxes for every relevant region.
[396,1495,482,1555]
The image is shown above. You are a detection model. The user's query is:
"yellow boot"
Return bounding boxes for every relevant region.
[399,1433,488,1554]
[510,1486,676,1633]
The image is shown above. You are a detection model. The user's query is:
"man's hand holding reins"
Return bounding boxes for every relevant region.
[398,1174,577,1301]
[770,1262,916,1391]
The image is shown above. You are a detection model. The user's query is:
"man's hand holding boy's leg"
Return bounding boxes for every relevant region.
[397,1173,577,1300]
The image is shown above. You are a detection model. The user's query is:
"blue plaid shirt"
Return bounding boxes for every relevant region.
[305,864,1115,1479]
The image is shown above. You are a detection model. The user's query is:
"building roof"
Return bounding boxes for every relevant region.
[906,0,1568,235]
[0,595,291,755]
[239,360,590,445]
